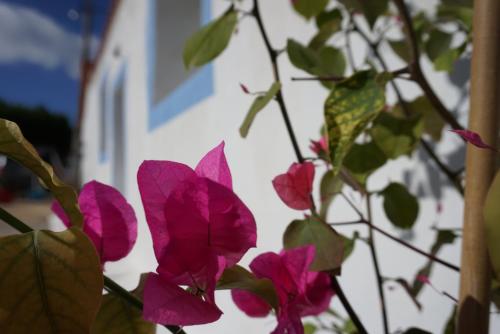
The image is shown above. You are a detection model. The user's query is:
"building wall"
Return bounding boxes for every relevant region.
[80,0,498,333]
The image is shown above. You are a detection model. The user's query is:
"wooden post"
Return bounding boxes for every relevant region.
[457,0,500,332]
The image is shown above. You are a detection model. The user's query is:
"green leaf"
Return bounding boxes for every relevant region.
[437,4,473,31]
[398,96,445,141]
[380,182,419,229]
[309,9,343,50]
[216,265,279,310]
[92,274,155,334]
[316,47,346,78]
[425,29,453,62]
[344,141,387,184]
[319,170,344,219]
[0,228,103,334]
[403,328,432,334]
[92,296,154,334]
[342,231,359,263]
[339,0,388,28]
[483,170,500,278]
[287,39,319,73]
[388,39,411,62]
[324,70,386,175]
[183,9,237,69]
[283,217,344,272]
[303,323,317,334]
[370,112,423,159]
[0,119,82,227]
[292,0,328,20]
[443,307,456,334]
[433,43,466,72]
[239,82,281,138]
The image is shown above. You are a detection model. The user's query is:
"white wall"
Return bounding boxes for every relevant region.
[81,0,499,333]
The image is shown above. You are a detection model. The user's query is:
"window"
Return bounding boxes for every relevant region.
[147,0,213,131]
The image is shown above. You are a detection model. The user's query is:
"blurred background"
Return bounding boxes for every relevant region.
[0,0,497,333]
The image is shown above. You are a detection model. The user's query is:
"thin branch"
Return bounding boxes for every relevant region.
[391,0,464,131]
[328,218,460,272]
[366,195,389,334]
[330,277,368,334]
[0,206,186,334]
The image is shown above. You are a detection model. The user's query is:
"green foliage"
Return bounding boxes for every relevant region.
[217,265,279,310]
[324,70,387,175]
[303,323,317,334]
[0,228,103,334]
[483,170,500,278]
[344,141,387,184]
[239,82,281,138]
[380,183,419,229]
[433,43,466,72]
[437,4,473,31]
[370,111,423,160]
[183,8,237,69]
[425,29,453,62]
[342,231,359,263]
[397,96,444,141]
[0,119,83,227]
[319,170,344,219]
[283,217,344,272]
[292,0,328,20]
[388,39,411,62]
[443,307,456,334]
[309,9,343,50]
[403,328,432,334]
[287,39,346,80]
[339,0,388,28]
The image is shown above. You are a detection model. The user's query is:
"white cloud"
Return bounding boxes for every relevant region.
[0,2,98,79]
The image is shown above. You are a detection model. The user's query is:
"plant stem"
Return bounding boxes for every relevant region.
[330,276,368,334]
[0,206,185,334]
[252,0,303,163]
[366,195,389,334]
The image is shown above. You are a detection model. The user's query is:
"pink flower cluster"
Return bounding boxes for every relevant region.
[52,142,334,332]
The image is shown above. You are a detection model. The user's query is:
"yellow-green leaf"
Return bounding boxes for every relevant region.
[283,217,344,272]
[216,265,279,310]
[239,82,281,138]
[319,170,343,219]
[0,119,82,227]
[0,228,103,333]
[484,170,500,278]
[324,70,386,175]
[183,9,237,69]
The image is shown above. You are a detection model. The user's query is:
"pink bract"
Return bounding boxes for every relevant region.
[272,162,315,210]
[450,129,497,151]
[309,135,328,155]
[231,246,334,334]
[138,141,257,326]
[51,180,137,265]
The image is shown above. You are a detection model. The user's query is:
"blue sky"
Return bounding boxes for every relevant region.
[0,0,112,125]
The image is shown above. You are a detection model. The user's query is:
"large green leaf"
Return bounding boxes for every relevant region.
[239,82,281,138]
[370,112,423,160]
[484,170,500,278]
[324,70,386,175]
[283,217,344,272]
[339,0,388,28]
[380,183,419,229]
[292,0,328,19]
[216,265,279,310]
[0,228,103,333]
[92,274,155,334]
[344,141,387,184]
[183,9,237,69]
[0,119,82,227]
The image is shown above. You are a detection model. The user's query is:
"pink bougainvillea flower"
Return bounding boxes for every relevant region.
[272,162,315,210]
[137,141,257,326]
[309,135,328,155]
[450,129,497,151]
[416,274,431,285]
[232,246,334,334]
[52,180,137,265]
